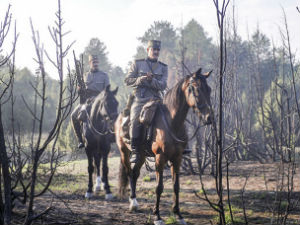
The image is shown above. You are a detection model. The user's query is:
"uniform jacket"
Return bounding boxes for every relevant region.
[84,69,110,93]
[124,58,168,101]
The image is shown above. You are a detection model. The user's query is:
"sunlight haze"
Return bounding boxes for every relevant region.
[0,0,299,78]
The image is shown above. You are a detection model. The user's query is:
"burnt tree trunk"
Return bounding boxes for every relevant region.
[0,104,12,225]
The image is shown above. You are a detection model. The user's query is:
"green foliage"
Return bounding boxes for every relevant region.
[279,201,288,211]
[186,179,192,185]
[180,19,215,71]
[1,67,60,133]
[138,20,177,51]
[198,189,204,195]
[57,119,77,151]
[213,204,244,225]
[110,66,130,110]
[165,214,177,224]
[143,175,151,182]
[250,28,271,61]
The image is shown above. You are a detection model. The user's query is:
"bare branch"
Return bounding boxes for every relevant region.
[21,96,41,122]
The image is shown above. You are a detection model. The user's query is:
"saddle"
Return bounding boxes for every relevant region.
[139,99,160,126]
[122,100,160,157]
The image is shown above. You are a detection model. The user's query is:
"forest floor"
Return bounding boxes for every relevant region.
[11,154,300,225]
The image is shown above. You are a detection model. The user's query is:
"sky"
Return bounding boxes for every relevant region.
[0,0,299,79]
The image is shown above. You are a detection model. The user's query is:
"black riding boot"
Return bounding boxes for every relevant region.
[72,118,84,149]
[130,138,141,163]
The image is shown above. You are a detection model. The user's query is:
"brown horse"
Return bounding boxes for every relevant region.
[115,68,212,225]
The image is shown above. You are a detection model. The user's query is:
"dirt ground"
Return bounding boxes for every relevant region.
[11,155,300,225]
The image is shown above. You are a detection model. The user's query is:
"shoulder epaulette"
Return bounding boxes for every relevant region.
[158,61,167,66]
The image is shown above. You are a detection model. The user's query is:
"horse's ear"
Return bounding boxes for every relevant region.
[193,68,202,78]
[112,86,118,95]
[203,70,213,78]
[105,84,111,92]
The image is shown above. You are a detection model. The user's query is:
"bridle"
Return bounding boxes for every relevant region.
[159,76,211,143]
[83,97,116,136]
[188,78,211,120]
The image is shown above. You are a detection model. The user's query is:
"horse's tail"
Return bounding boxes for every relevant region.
[118,158,129,199]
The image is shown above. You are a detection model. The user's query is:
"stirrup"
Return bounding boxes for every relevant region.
[78,142,84,149]
[183,149,192,155]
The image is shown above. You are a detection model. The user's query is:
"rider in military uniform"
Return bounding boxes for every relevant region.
[124,40,168,163]
[71,54,110,148]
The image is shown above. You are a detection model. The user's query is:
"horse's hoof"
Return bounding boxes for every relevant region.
[178,219,187,225]
[85,192,93,199]
[129,197,139,211]
[105,193,114,200]
[154,220,165,225]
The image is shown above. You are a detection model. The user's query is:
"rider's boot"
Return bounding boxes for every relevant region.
[130,138,141,163]
[71,114,84,149]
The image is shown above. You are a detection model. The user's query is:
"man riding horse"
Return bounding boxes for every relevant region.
[71,54,110,149]
[124,40,167,163]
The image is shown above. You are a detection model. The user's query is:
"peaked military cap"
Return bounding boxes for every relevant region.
[88,54,99,62]
[147,40,161,50]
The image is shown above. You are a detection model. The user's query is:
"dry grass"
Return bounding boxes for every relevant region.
[11,157,300,225]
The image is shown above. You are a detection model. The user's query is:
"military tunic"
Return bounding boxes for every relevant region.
[84,69,110,94]
[72,69,110,118]
[124,58,168,138]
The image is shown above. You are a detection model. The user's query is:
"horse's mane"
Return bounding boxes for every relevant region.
[163,76,189,110]
[90,90,107,120]
[95,89,107,101]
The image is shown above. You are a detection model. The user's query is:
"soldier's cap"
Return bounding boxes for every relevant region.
[88,54,99,62]
[147,40,161,50]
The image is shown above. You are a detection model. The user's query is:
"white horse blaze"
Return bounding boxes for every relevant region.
[129,198,139,211]
[154,220,165,225]
[94,176,101,192]
[105,193,114,200]
[85,192,93,199]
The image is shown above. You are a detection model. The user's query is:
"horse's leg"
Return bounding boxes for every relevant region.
[153,152,165,224]
[129,154,145,211]
[171,155,186,225]
[85,147,94,199]
[119,147,131,199]
[102,150,113,200]
[94,151,101,193]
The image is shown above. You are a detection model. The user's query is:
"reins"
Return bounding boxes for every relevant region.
[158,68,210,143]
[158,104,204,143]
[83,106,112,136]
[158,105,186,143]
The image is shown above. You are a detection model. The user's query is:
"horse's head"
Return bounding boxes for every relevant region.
[98,85,119,122]
[184,68,213,125]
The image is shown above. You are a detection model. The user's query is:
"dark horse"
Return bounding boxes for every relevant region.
[82,85,118,200]
[115,68,212,225]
